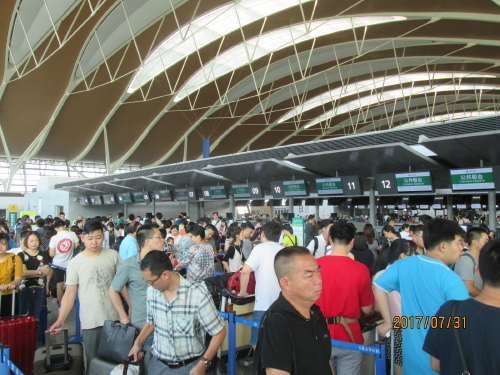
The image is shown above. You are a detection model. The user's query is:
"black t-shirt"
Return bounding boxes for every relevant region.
[254,293,332,375]
[19,250,50,288]
[423,298,500,375]
[223,244,245,262]
[350,248,374,269]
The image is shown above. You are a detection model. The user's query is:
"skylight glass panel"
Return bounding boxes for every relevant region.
[278,73,496,123]
[304,84,500,129]
[127,0,314,93]
[173,16,407,102]
[398,111,498,129]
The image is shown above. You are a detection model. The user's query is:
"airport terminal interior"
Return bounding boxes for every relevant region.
[1,0,500,374]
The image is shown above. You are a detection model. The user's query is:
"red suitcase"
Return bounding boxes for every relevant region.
[0,290,38,375]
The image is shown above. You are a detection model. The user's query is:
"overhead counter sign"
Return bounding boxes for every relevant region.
[316,178,343,195]
[283,180,308,196]
[451,168,495,190]
[395,172,433,192]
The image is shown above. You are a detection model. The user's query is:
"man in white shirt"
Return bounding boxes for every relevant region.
[307,219,333,258]
[238,222,283,350]
[49,219,79,305]
[211,212,222,231]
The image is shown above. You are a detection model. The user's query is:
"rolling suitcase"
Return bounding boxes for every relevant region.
[0,290,37,375]
[33,328,84,374]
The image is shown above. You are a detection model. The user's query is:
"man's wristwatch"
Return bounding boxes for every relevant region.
[200,356,211,367]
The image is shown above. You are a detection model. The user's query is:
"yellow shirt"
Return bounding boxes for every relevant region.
[282,235,299,247]
[0,253,23,295]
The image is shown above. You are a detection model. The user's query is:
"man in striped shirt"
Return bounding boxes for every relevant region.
[129,250,225,374]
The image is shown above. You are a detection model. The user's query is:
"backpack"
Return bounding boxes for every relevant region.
[227,270,256,294]
[313,237,319,256]
[450,252,476,273]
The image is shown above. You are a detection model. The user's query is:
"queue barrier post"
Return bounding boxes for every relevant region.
[0,345,8,375]
[226,312,237,375]
[69,296,83,343]
[374,342,386,375]
[0,345,24,375]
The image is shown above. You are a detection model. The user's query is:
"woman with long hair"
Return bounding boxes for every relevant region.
[18,232,51,334]
[372,239,416,375]
[222,227,244,272]
[363,223,379,260]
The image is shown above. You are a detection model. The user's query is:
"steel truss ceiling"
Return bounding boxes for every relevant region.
[2,0,500,191]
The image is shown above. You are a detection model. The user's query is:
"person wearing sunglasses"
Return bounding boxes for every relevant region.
[129,250,226,374]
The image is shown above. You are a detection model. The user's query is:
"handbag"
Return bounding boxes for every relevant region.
[227,270,256,294]
[359,311,384,333]
[97,321,139,364]
[451,301,471,375]
[110,351,146,375]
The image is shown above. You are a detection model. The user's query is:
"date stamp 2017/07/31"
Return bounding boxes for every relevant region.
[393,316,466,329]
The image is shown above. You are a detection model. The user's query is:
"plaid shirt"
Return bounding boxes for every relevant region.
[147,276,224,362]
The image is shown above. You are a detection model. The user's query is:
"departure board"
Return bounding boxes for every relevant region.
[80,196,90,205]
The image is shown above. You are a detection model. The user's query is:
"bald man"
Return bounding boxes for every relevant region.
[253,246,333,375]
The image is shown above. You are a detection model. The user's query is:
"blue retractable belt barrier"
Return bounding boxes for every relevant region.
[0,346,25,375]
[218,310,386,375]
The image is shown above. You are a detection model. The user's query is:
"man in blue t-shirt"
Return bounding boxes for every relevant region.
[373,219,469,375]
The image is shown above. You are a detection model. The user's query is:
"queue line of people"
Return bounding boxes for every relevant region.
[2,210,499,375]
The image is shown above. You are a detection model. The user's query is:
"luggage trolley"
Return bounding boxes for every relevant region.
[203,274,255,371]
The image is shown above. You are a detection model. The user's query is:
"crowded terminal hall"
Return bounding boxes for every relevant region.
[1,1,500,375]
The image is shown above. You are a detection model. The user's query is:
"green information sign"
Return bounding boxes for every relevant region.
[232,184,250,198]
[316,178,343,195]
[210,186,227,199]
[395,172,433,192]
[451,168,495,190]
[8,212,17,228]
[174,189,189,201]
[283,180,307,196]
[291,218,305,246]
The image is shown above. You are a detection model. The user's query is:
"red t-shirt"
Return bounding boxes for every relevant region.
[315,256,375,344]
